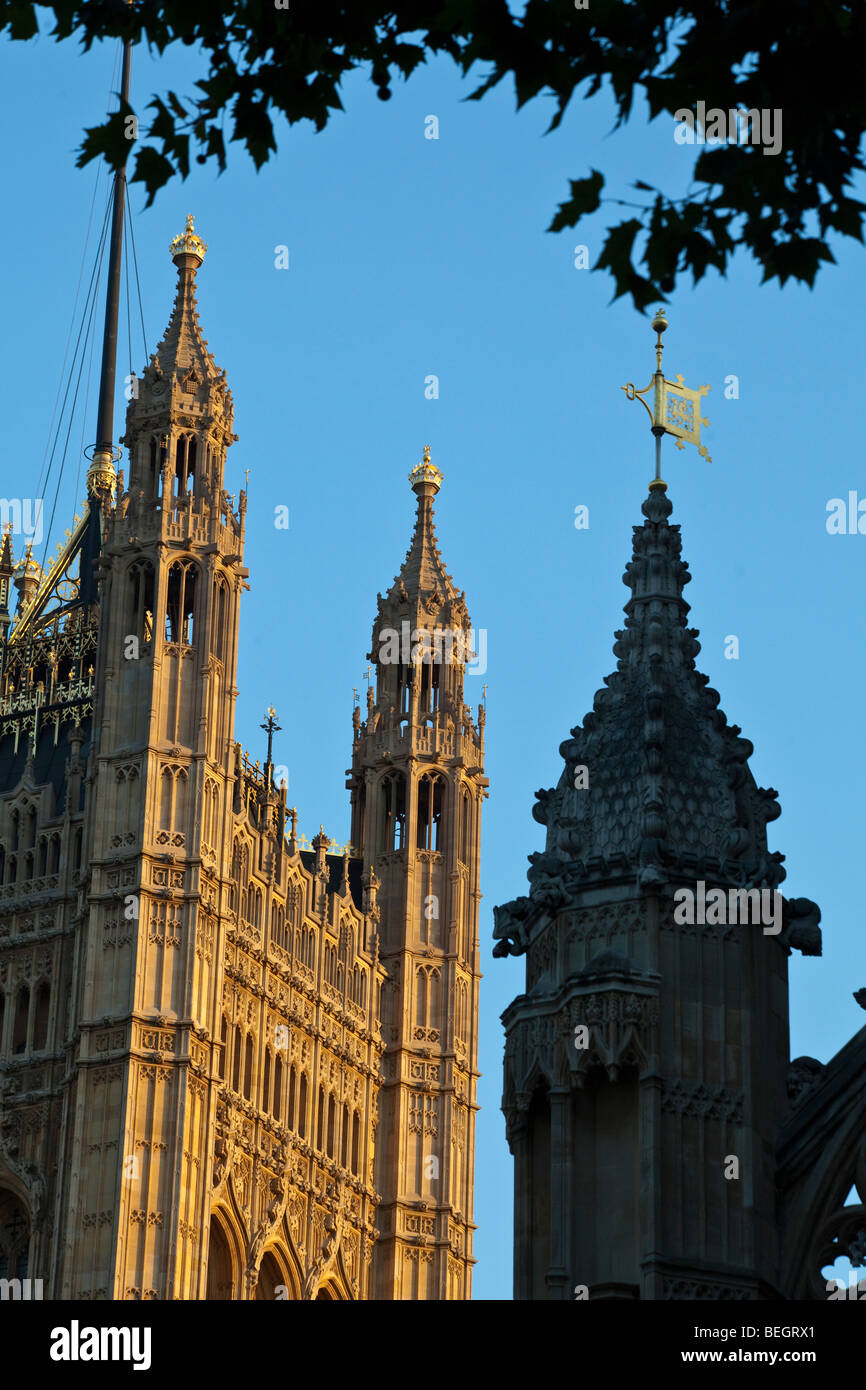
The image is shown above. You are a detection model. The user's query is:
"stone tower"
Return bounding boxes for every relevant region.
[492,477,865,1301]
[0,220,484,1300]
[348,452,486,1299]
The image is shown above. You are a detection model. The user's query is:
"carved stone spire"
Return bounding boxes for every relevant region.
[120,215,236,515]
[0,526,13,637]
[494,485,790,956]
[392,446,458,604]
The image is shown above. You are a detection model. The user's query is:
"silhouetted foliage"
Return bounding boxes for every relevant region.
[3,0,864,307]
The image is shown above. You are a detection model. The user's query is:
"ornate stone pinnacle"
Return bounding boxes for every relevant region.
[169,214,207,268]
[408,444,443,496]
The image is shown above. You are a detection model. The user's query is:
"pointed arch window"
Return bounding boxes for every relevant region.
[298,1073,308,1139]
[316,1087,325,1152]
[164,561,198,645]
[288,1064,296,1128]
[218,1015,228,1080]
[341,1103,350,1167]
[380,773,407,852]
[128,560,155,646]
[327,1094,336,1158]
[351,1111,360,1176]
[0,1192,30,1282]
[212,577,229,663]
[461,788,472,864]
[417,773,444,851]
[12,987,29,1054]
[149,435,167,496]
[159,766,188,834]
[273,1056,283,1122]
[262,1049,271,1113]
[419,655,440,715]
[33,982,50,1052]
[416,965,441,1033]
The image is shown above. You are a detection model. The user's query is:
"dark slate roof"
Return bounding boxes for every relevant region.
[298,850,364,910]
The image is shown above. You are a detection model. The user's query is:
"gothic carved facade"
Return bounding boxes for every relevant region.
[496,483,866,1300]
[0,221,483,1300]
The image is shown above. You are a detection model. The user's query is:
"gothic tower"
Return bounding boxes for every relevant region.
[349,452,486,1299]
[0,215,484,1300]
[49,217,246,1298]
[494,478,828,1300]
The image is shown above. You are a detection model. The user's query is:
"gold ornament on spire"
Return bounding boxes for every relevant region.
[622,308,711,488]
[169,214,208,267]
[408,444,443,495]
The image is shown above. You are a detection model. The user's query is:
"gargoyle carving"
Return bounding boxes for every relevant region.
[492,896,533,958]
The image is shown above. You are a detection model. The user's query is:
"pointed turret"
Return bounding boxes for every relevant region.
[494,483,786,962]
[12,543,42,616]
[366,450,474,741]
[392,447,458,602]
[0,526,13,638]
[496,466,824,1302]
[348,450,485,1300]
[119,215,238,531]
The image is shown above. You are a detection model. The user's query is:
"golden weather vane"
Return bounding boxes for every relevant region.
[621,308,711,490]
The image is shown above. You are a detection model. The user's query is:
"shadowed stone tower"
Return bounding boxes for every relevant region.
[350,452,486,1299]
[0,219,483,1299]
[494,318,866,1301]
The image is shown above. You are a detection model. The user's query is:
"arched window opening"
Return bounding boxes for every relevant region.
[340,1104,350,1168]
[262,1049,271,1113]
[73,828,82,870]
[380,773,407,853]
[231,1025,242,1093]
[288,1065,296,1129]
[243,1035,254,1101]
[37,839,47,877]
[24,806,36,850]
[128,561,155,646]
[0,1191,31,1282]
[10,811,19,852]
[256,1252,285,1302]
[326,1094,336,1158]
[396,662,411,716]
[149,436,167,496]
[12,988,29,1054]
[164,562,197,645]
[218,1015,228,1080]
[273,1056,283,1122]
[419,657,440,715]
[213,579,228,663]
[461,790,471,864]
[205,1217,234,1301]
[33,983,50,1051]
[417,774,444,851]
[298,1073,308,1139]
[316,1087,325,1152]
[351,1112,360,1176]
[174,435,187,499]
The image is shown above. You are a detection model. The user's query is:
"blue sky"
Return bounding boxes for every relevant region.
[1,19,864,1300]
